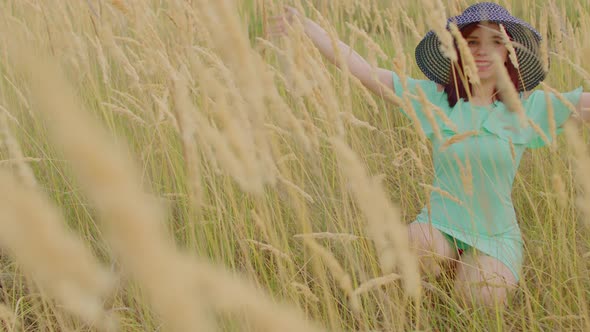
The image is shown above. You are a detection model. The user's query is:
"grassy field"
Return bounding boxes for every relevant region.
[0,0,588,331]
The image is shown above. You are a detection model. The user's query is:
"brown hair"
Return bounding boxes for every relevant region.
[444,23,520,107]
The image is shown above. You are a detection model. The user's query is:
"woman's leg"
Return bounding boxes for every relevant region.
[453,251,517,307]
[407,222,458,278]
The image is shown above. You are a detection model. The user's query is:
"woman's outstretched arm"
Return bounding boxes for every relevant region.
[576,93,590,122]
[268,7,399,106]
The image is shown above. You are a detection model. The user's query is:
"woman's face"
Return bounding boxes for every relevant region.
[465,22,509,81]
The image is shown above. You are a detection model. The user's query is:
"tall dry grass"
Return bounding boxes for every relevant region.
[0,0,587,331]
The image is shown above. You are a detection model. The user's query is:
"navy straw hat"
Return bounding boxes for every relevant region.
[415,2,546,91]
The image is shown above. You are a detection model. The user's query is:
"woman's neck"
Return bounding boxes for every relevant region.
[470,81,498,106]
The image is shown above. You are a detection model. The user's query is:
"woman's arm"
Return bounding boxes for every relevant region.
[268,7,399,105]
[576,92,590,122]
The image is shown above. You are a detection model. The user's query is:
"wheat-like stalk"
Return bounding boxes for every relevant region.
[449,23,480,85]
[7,40,218,331]
[415,86,442,140]
[422,0,457,62]
[420,183,463,205]
[6,20,331,331]
[290,282,320,303]
[540,83,580,114]
[0,112,37,187]
[508,136,517,166]
[552,173,568,208]
[243,239,294,263]
[331,138,421,299]
[171,73,204,210]
[303,238,360,313]
[293,232,362,242]
[0,170,116,331]
[454,154,473,196]
[499,24,519,69]
[353,273,402,296]
[564,123,590,229]
[492,53,527,125]
[440,130,479,151]
[539,9,550,73]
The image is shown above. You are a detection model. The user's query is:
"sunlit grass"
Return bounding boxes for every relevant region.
[0,0,587,331]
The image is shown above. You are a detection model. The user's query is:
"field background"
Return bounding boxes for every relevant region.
[0,0,588,331]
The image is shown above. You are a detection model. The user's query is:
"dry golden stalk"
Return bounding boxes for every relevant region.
[542,85,558,149]
[508,137,517,166]
[101,102,147,125]
[277,174,315,203]
[251,209,271,244]
[243,239,294,263]
[151,91,180,131]
[422,0,457,62]
[9,15,329,332]
[175,61,266,194]
[3,75,31,112]
[347,74,380,114]
[303,238,360,313]
[353,273,402,296]
[390,60,428,141]
[540,83,580,115]
[0,303,19,332]
[431,104,458,132]
[171,74,204,209]
[415,86,442,140]
[98,25,141,89]
[492,53,527,125]
[420,183,463,205]
[564,123,590,229]
[499,24,519,69]
[392,148,428,179]
[539,10,550,73]
[0,170,116,331]
[449,23,480,85]
[392,55,409,92]
[193,0,277,182]
[552,173,568,208]
[339,112,378,131]
[193,262,327,332]
[110,0,129,14]
[9,45,217,331]
[331,138,421,299]
[402,96,428,142]
[0,112,37,188]
[454,154,473,196]
[0,157,42,166]
[345,22,388,62]
[90,36,110,86]
[440,130,479,151]
[399,8,423,40]
[527,118,551,149]
[293,232,361,242]
[290,282,320,303]
[548,1,563,52]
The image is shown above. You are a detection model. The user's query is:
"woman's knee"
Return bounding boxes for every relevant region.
[407,223,456,277]
[454,253,517,307]
[454,279,512,307]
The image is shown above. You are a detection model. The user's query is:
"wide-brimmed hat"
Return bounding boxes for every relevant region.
[415,2,545,91]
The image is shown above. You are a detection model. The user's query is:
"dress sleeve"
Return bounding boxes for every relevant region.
[392,72,448,140]
[525,87,583,149]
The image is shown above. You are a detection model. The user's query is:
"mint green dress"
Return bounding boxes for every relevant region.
[393,73,583,280]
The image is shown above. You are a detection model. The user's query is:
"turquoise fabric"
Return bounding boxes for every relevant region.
[393,73,583,281]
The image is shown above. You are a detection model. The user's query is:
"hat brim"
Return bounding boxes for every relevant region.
[415,12,546,91]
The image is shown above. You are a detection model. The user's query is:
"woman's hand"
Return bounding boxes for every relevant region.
[266,6,301,38]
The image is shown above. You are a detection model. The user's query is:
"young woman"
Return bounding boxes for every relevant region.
[269,2,590,307]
